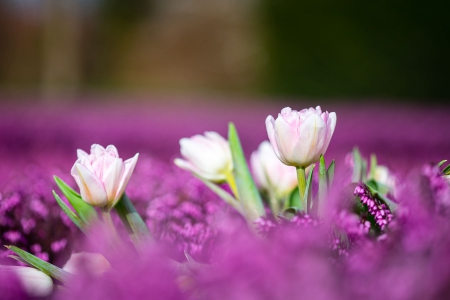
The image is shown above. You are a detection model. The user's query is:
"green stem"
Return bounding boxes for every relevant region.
[296,166,307,212]
[102,209,119,239]
[268,189,279,218]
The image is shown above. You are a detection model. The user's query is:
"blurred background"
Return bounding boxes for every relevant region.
[0,0,449,102]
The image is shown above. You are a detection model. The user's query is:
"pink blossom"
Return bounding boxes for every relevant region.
[71,144,139,209]
[266,106,336,167]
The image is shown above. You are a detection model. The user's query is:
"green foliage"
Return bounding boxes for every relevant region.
[54,176,98,225]
[115,193,153,249]
[6,246,73,284]
[228,123,265,220]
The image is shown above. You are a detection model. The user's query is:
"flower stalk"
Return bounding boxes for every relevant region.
[296,166,307,212]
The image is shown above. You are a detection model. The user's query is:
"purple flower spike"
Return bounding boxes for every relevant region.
[354,184,394,230]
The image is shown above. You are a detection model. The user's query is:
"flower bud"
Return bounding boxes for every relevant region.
[266,106,336,168]
[174,132,233,182]
[63,252,110,276]
[250,141,297,199]
[3,266,53,297]
[71,144,139,209]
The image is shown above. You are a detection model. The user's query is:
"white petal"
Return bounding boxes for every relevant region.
[12,266,53,297]
[63,252,110,276]
[77,149,88,160]
[174,158,226,182]
[102,157,124,203]
[105,145,119,157]
[292,113,327,167]
[112,153,139,207]
[274,114,300,165]
[75,163,108,207]
[265,115,282,161]
[91,144,106,157]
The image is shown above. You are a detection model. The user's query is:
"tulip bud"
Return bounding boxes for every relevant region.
[2,266,54,297]
[250,141,297,199]
[372,165,398,196]
[63,252,110,276]
[71,144,139,209]
[174,132,233,182]
[266,106,336,168]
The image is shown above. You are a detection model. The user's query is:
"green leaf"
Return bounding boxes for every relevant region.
[362,160,368,182]
[287,188,300,210]
[352,148,363,182]
[312,155,328,216]
[53,191,87,233]
[6,246,73,284]
[228,123,265,220]
[370,154,377,179]
[326,160,335,189]
[304,164,315,213]
[437,160,448,168]
[54,176,98,224]
[442,164,450,175]
[196,176,245,216]
[115,193,153,249]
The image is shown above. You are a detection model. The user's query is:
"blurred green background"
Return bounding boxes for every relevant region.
[0,0,448,101]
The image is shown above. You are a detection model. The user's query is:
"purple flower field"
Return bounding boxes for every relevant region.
[1,100,450,299]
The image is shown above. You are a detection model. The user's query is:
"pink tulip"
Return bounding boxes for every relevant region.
[266,106,336,168]
[71,144,139,209]
[174,132,233,182]
[250,141,298,199]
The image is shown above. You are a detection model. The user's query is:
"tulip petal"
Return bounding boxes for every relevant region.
[274,114,301,165]
[91,144,105,157]
[328,112,337,137]
[113,153,139,207]
[77,149,88,160]
[174,158,226,181]
[293,113,327,167]
[265,115,282,161]
[105,145,119,157]
[12,266,54,297]
[74,163,108,207]
[103,157,124,203]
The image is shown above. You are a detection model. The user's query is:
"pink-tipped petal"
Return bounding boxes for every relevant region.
[265,115,281,159]
[105,145,119,157]
[293,113,327,166]
[91,144,105,157]
[102,157,124,202]
[74,163,108,207]
[113,153,139,206]
[77,149,88,160]
[328,112,337,137]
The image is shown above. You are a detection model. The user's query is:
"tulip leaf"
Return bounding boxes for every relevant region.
[54,176,98,224]
[352,148,363,182]
[115,193,153,249]
[437,160,448,168]
[287,188,300,210]
[370,154,377,179]
[311,156,327,216]
[326,160,335,189]
[442,164,450,175]
[6,245,73,284]
[304,164,315,213]
[196,176,245,216]
[53,191,88,233]
[228,123,265,220]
